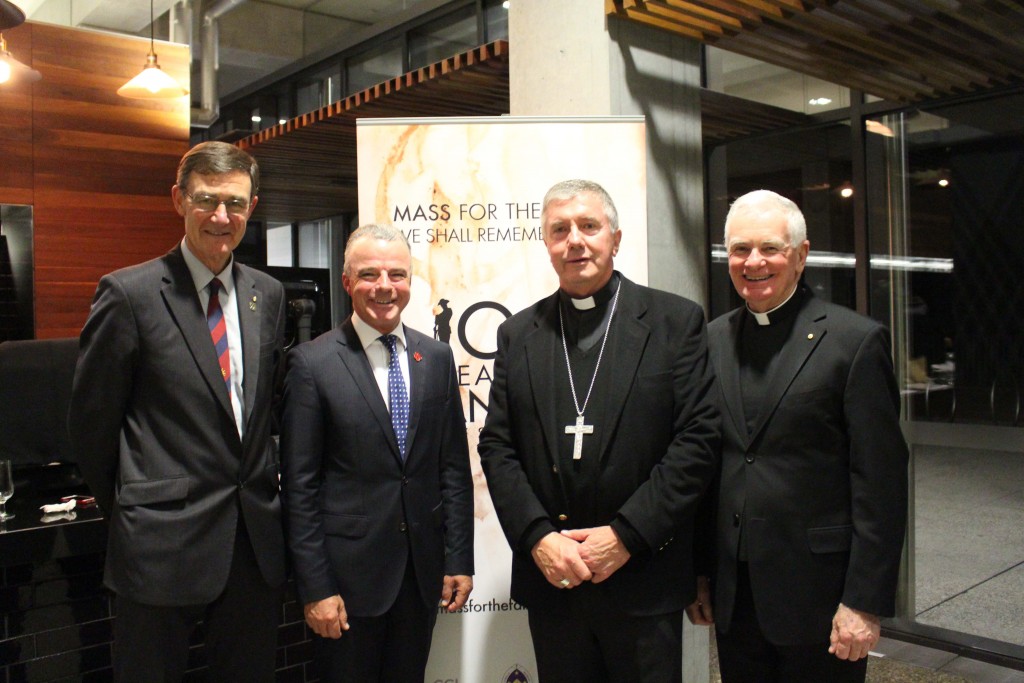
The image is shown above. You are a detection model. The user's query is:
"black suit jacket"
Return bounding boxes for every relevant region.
[479,275,719,616]
[706,288,908,645]
[280,318,474,616]
[69,245,287,606]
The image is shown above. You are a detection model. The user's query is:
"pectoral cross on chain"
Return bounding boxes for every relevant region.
[564,414,594,460]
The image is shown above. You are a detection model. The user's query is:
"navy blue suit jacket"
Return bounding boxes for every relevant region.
[280,318,474,616]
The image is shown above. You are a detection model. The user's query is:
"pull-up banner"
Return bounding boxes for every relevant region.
[357,116,647,683]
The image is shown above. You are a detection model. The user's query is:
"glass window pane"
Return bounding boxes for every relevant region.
[705,46,849,114]
[266,223,293,267]
[867,91,1024,654]
[346,38,403,96]
[409,6,477,70]
[483,0,509,42]
[298,220,330,269]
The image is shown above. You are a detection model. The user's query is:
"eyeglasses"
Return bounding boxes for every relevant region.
[727,243,791,259]
[184,191,250,215]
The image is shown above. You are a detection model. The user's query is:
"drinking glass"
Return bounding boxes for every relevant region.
[0,460,14,521]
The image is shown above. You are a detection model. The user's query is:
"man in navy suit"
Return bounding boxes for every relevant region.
[280,223,474,682]
[688,190,908,682]
[479,179,719,682]
[69,141,287,682]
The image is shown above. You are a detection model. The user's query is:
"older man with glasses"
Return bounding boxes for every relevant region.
[69,141,287,682]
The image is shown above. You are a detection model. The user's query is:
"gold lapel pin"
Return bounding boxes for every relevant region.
[249,295,257,312]
[807,333,814,340]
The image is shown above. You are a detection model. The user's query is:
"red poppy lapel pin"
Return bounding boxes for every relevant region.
[413,351,423,362]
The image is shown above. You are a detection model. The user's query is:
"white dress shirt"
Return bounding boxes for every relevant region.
[182,239,245,436]
[350,313,410,412]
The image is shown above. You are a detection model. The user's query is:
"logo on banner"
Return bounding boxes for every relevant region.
[429,297,513,423]
[501,665,533,683]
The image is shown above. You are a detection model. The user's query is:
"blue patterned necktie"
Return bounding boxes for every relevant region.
[380,334,409,460]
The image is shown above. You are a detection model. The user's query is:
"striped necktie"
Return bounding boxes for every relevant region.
[207,278,231,398]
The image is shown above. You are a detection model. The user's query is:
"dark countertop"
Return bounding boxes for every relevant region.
[0,486,107,568]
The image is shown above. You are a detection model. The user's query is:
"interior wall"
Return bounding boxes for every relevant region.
[0,22,190,339]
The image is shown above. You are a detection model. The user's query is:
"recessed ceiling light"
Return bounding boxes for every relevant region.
[808,97,832,106]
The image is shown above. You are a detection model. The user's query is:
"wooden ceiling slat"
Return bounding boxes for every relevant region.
[238,40,511,223]
[609,0,1024,103]
[836,0,1016,85]
[616,5,709,40]
[648,0,750,27]
[635,1,732,35]
[769,6,982,93]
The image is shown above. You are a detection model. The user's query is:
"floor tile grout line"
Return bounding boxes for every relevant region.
[917,558,1024,618]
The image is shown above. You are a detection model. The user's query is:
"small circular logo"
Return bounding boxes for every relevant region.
[501,664,532,683]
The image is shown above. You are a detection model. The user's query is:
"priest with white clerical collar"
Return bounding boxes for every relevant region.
[690,189,908,683]
[480,179,719,683]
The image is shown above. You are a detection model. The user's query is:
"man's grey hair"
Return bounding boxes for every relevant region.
[541,179,619,233]
[176,141,259,200]
[343,223,411,275]
[724,190,806,248]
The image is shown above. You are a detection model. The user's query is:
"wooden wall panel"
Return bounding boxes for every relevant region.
[0,27,35,205]
[0,22,190,339]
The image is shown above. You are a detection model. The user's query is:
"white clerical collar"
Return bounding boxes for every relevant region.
[563,273,620,311]
[570,296,596,310]
[747,286,798,326]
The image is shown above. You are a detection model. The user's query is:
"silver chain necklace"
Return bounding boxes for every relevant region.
[558,279,622,460]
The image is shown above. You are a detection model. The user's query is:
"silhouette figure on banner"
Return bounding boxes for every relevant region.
[433,298,452,343]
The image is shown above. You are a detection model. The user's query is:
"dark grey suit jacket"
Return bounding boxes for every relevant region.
[479,275,720,616]
[69,245,287,606]
[280,318,474,616]
[707,288,908,645]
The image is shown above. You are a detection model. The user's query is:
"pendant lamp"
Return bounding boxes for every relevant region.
[0,0,41,85]
[117,0,188,99]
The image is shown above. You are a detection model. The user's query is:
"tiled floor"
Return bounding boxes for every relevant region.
[913,444,1024,646]
[707,637,1024,682]
[873,432,1024,683]
[871,638,1024,683]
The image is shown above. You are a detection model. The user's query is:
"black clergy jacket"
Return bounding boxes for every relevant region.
[479,274,720,616]
[705,287,909,645]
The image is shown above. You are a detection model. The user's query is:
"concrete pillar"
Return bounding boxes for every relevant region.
[510,0,708,305]
[510,2,711,680]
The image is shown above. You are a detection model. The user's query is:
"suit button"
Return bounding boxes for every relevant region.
[557,514,568,521]
[552,465,559,474]
[733,514,741,527]
[402,477,409,486]
[399,522,408,532]
[745,455,755,464]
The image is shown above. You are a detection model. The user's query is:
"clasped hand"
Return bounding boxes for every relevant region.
[531,526,631,589]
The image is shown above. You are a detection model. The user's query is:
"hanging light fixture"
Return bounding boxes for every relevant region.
[117,0,188,99]
[0,0,41,86]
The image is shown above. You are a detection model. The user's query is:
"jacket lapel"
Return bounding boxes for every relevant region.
[404,328,425,464]
[747,297,827,443]
[716,309,751,447]
[160,249,235,423]
[235,265,261,430]
[595,278,647,462]
[336,319,403,463]
[525,294,562,471]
